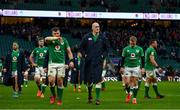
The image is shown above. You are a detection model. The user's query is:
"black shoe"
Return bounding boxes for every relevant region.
[95,100,100,105]
[144,96,151,99]
[156,95,165,99]
[87,96,93,104]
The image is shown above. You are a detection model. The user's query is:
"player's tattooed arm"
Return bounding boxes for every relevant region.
[66,47,74,68]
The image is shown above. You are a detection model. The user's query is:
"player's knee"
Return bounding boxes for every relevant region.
[34,75,40,80]
[57,80,63,86]
[49,81,55,87]
[152,79,157,83]
[41,78,46,83]
[57,79,63,86]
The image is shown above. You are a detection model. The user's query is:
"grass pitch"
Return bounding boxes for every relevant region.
[0,81,180,109]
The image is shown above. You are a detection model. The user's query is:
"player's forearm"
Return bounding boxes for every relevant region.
[68,52,73,61]
[67,48,73,61]
[45,37,59,42]
[150,59,159,67]
[29,56,35,65]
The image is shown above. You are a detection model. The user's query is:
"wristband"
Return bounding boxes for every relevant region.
[69,59,73,62]
[156,66,160,68]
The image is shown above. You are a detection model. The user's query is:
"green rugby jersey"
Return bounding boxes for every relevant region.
[122,45,144,67]
[31,47,48,67]
[47,37,70,64]
[12,50,19,71]
[145,46,157,71]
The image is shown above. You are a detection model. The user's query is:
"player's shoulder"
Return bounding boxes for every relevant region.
[136,45,143,50]
[61,36,67,40]
[61,37,68,42]
[148,47,155,50]
[42,47,48,51]
[84,32,92,38]
[33,47,38,51]
[146,47,154,52]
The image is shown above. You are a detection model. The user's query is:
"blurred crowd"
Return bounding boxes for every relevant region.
[0,22,41,42]
[0,20,179,61]
[107,26,180,59]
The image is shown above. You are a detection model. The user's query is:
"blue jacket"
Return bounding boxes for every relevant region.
[79,32,109,84]
[3,50,25,86]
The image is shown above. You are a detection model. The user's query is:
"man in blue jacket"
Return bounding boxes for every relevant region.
[79,22,109,105]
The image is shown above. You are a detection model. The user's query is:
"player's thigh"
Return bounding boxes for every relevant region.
[12,71,18,77]
[39,67,46,79]
[146,70,156,79]
[34,67,41,79]
[131,67,140,78]
[57,64,65,78]
[48,64,57,78]
[124,67,131,78]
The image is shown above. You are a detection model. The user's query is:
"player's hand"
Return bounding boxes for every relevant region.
[141,68,145,74]
[120,67,124,74]
[44,68,48,73]
[3,68,7,73]
[69,61,74,68]
[32,63,37,67]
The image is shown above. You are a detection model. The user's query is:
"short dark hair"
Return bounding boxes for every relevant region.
[149,39,157,45]
[51,27,60,32]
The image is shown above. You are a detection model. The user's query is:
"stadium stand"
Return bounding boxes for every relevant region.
[0,20,179,69]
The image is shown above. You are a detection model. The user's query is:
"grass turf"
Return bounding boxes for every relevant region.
[0,81,180,109]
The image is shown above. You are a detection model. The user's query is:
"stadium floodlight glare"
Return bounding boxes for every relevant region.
[2,9,180,20]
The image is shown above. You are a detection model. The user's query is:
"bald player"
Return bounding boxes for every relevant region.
[79,22,109,105]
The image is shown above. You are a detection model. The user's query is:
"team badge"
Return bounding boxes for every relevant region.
[39,53,43,57]
[13,57,17,61]
[131,53,135,57]
[55,45,60,50]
